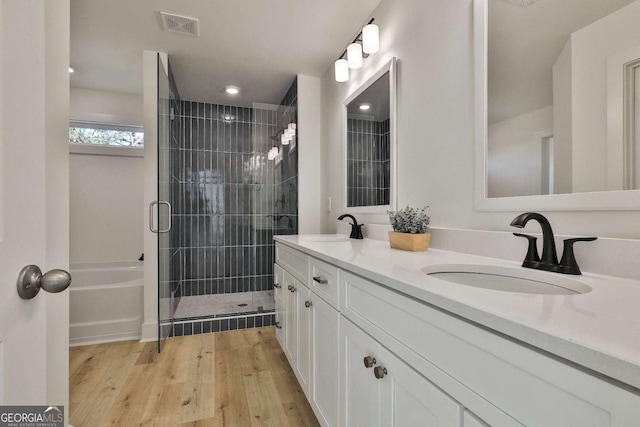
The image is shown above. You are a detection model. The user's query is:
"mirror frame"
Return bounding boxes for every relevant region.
[343,57,398,214]
[474,0,640,211]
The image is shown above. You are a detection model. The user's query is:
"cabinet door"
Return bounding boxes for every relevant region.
[311,293,340,427]
[379,347,462,427]
[296,281,312,399]
[274,263,285,307]
[275,302,285,349]
[284,271,297,365]
[340,319,381,427]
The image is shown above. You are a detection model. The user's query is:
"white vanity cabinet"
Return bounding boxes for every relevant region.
[274,241,640,427]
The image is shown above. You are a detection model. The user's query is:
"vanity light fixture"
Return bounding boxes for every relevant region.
[281,133,290,145]
[362,24,379,54]
[225,86,240,95]
[359,103,371,111]
[347,43,363,69]
[335,59,349,82]
[334,18,378,82]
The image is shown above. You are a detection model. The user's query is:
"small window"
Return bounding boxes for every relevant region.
[69,121,144,148]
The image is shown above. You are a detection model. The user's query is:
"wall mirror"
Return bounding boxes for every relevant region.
[344,58,397,213]
[475,0,640,210]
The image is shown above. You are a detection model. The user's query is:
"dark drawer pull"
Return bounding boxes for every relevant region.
[313,276,328,284]
[274,283,281,289]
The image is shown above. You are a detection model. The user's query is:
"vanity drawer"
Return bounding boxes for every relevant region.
[309,257,339,309]
[340,270,640,427]
[276,243,309,283]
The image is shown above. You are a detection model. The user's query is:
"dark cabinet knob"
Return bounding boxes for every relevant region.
[274,282,281,289]
[374,366,387,379]
[363,356,376,368]
[305,301,312,308]
[275,321,282,329]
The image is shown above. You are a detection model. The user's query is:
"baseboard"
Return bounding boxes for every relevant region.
[140,321,158,343]
[69,331,141,347]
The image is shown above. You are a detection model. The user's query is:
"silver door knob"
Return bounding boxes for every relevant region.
[363,356,376,368]
[374,366,387,379]
[17,265,72,300]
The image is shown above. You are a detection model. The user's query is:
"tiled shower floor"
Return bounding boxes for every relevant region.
[174,290,274,320]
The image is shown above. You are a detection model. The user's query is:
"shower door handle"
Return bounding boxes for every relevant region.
[149,201,172,233]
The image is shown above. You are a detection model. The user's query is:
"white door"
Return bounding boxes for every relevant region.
[0,0,70,422]
[340,318,381,427]
[311,293,340,427]
[284,272,297,364]
[295,282,312,399]
[379,347,461,427]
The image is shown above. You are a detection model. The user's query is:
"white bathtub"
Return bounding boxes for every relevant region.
[69,261,144,347]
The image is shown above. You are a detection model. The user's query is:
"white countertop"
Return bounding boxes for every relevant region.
[274,234,640,391]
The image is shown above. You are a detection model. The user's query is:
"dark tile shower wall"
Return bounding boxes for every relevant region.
[347,118,390,207]
[170,99,296,299]
[274,79,299,234]
[159,61,182,316]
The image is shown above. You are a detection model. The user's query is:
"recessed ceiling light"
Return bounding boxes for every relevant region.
[225,86,239,95]
[69,67,74,73]
[359,104,371,111]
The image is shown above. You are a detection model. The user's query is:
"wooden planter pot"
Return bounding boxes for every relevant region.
[388,231,431,252]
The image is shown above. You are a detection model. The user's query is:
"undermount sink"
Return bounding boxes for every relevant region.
[422,264,592,295]
[302,235,351,243]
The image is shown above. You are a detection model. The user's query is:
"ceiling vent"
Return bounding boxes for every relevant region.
[500,0,539,6]
[160,12,199,37]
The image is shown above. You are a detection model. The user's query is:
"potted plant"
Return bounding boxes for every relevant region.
[387,205,431,252]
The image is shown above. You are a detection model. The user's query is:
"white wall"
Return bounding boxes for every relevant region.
[69,88,144,264]
[487,106,552,198]
[320,0,640,241]
[570,1,640,193]
[552,38,573,195]
[298,75,322,234]
[69,153,144,263]
[70,87,143,125]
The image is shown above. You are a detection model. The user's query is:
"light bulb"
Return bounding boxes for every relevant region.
[362,24,379,54]
[281,134,290,145]
[347,43,363,69]
[334,59,349,82]
[225,86,239,94]
[359,104,371,111]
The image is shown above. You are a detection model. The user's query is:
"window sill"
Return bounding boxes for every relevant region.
[69,144,144,158]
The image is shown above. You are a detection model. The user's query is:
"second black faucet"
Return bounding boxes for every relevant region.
[338,214,364,239]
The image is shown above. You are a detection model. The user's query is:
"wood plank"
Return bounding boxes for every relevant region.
[178,333,216,423]
[213,348,252,426]
[70,328,320,427]
[243,370,290,427]
[282,401,321,427]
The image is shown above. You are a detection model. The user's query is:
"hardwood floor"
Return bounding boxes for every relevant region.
[69,327,320,427]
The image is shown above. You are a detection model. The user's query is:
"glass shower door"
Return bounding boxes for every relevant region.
[157,54,174,351]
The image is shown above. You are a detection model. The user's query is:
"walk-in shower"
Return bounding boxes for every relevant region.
[156,55,298,348]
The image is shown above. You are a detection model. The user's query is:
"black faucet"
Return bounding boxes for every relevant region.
[510,212,596,275]
[338,214,364,239]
